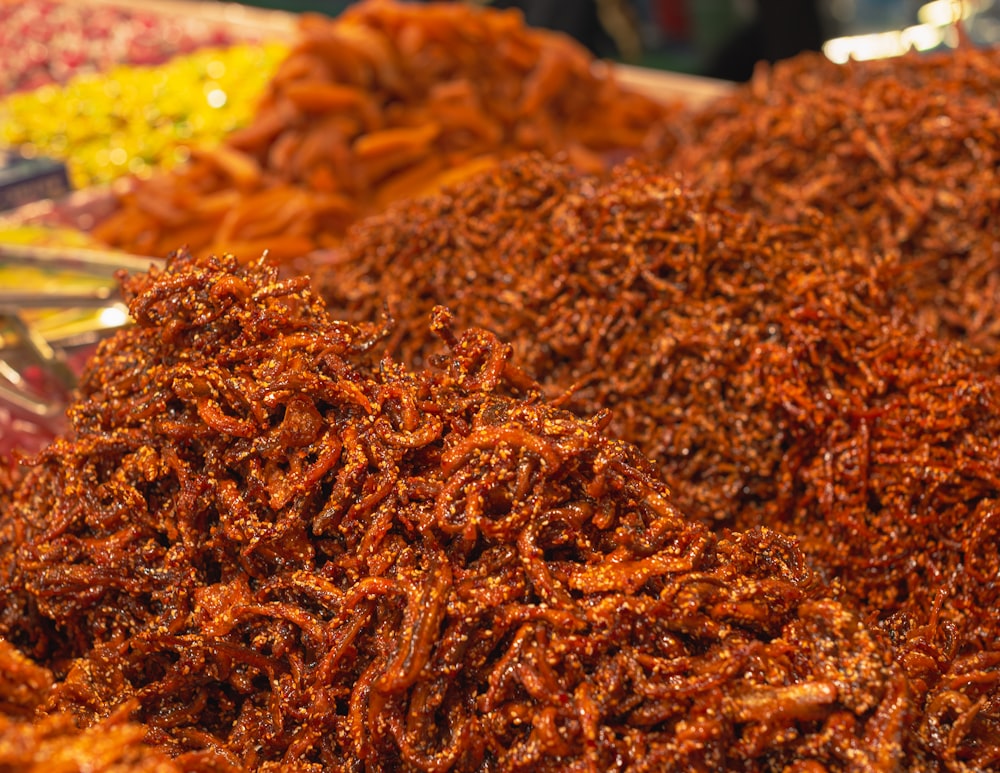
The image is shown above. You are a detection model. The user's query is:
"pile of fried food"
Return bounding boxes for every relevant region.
[3,2,1000,771]
[315,153,1000,770]
[0,251,908,771]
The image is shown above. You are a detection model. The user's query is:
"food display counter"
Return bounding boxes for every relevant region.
[1,2,999,770]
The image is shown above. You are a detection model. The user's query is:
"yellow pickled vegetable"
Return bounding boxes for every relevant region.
[0,42,288,189]
[0,224,103,249]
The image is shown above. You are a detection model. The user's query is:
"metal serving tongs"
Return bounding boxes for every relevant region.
[0,313,74,421]
[0,242,163,279]
[0,242,164,424]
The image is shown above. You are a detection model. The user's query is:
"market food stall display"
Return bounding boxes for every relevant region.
[2,1,999,769]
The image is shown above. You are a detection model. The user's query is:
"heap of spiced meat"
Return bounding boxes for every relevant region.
[0,252,906,769]
[314,155,898,530]
[670,45,1000,353]
[313,155,1000,767]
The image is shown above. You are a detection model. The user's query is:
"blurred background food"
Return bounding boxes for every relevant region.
[5,0,998,201]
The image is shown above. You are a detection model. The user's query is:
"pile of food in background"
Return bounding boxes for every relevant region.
[2,42,288,189]
[1,0,244,94]
[1,0,292,210]
[89,1,680,260]
[670,46,1000,354]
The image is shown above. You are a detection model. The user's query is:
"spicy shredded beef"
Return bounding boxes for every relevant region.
[313,154,1000,767]
[0,251,907,770]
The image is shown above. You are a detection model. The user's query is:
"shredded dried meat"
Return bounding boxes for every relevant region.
[0,251,906,770]
[313,153,1000,767]
[670,46,1000,353]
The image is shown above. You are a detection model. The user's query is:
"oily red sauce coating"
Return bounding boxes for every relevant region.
[313,155,1000,767]
[670,46,1000,353]
[0,251,906,770]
